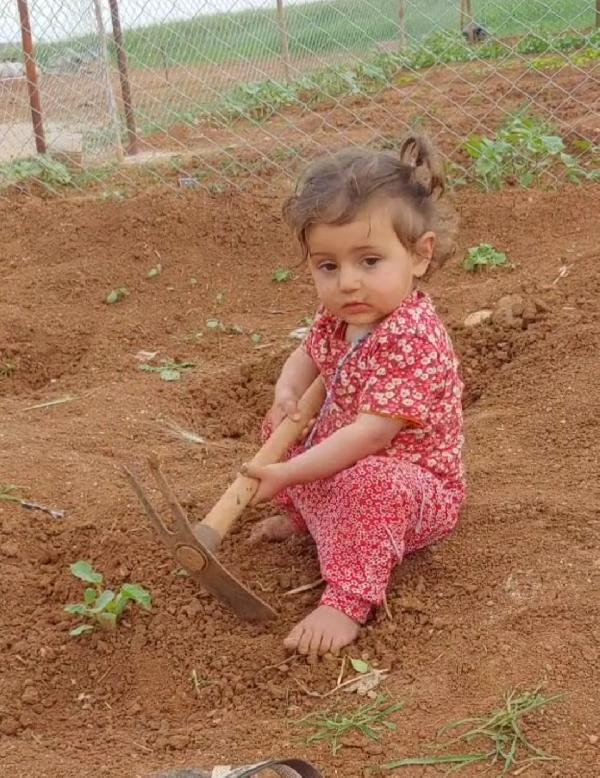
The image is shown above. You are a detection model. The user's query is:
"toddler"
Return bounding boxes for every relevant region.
[244,136,465,656]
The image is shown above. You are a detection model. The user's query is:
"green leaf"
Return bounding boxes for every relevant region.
[350,658,371,674]
[206,318,226,331]
[97,611,118,629]
[120,583,152,611]
[83,587,97,606]
[69,624,95,637]
[105,287,129,305]
[159,368,181,382]
[64,603,89,616]
[147,263,162,278]
[384,753,488,769]
[90,590,116,613]
[250,333,263,345]
[70,560,103,585]
[272,267,292,283]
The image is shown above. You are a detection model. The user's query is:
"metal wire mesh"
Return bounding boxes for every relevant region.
[0,1,598,194]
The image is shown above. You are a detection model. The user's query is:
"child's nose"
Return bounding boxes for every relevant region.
[338,267,361,292]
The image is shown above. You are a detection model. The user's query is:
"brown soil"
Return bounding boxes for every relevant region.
[1,59,600,778]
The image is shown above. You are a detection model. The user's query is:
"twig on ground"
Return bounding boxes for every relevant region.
[24,395,78,411]
[284,578,324,597]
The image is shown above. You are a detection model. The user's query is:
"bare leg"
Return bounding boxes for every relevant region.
[283,605,360,655]
[249,514,299,544]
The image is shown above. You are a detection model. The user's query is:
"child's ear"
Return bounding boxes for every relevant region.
[412,231,436,277]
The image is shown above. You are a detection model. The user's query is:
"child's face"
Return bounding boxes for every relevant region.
[307,203,434,326]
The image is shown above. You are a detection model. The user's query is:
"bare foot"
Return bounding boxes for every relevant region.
[283,605,360,656]
[249,514,297,544]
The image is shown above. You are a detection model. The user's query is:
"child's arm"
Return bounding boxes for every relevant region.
[245,412,405,503]
[271,346,319,425]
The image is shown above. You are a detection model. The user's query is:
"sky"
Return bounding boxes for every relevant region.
[1,0,299,44]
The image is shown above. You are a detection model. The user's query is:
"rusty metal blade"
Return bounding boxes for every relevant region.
[122,463,277,623]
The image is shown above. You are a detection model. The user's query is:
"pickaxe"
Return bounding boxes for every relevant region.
[123,378,325,623]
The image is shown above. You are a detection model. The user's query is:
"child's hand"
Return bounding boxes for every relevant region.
[269,386,301,428]
[241,462,290,504]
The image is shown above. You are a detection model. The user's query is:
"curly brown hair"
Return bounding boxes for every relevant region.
[283,135,454,272]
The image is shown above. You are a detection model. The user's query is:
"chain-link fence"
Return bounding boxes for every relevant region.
[0,1,598,194]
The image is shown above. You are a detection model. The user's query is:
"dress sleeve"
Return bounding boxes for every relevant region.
[302,306,331,364]
[359,333,441,428]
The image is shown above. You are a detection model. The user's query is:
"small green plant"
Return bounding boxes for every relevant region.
[147,263,162,278]
[299,694,403,755]
[0,360,17,378]
[383,686,562,773]
[139,358,195,381]
[464,112,596,190]
[464,244,507,273]
[0,484,25,502]
[105,286,130,304]
[65,561,151,636]
[272,267,292,283]
[0,155,72,190]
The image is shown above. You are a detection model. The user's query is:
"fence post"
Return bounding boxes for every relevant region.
[275,0,291,81]
[16,0,46,154]
[398,0,407,50]
[460,0,474,31]
[93,0,123,162]
[108,0,138,155]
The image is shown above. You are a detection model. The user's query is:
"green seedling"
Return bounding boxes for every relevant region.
[384,686,563,773]
[191,668,213,696]
[65,560,151,636]
[349,658,372,674]
[0,484,26,502]
[464,244,507,273]
[147,263,162,278]
[250,332,263,345]
[464,112,597,190]
[299,694,403,755]
[105,287,130,304]
[0,360,16,378]
[0,155,72,191]
[272,267,292,283]
[139,359,195,382]
[206,318,227,332]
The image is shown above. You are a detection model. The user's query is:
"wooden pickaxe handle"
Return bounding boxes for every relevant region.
[194,377,326,551]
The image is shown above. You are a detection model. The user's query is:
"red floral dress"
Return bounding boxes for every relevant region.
[271,289,465,623]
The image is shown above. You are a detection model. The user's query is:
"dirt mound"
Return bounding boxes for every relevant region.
[0,181,599,778]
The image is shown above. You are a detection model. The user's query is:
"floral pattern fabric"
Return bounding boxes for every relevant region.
[269,289,465,623]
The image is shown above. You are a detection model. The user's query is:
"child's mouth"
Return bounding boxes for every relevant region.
[343,302,371,313]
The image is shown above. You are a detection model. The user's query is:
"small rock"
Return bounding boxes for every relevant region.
[0,716,20,735]
[1,541,19,558]
[493,294,525,329]
[464,309,493,328]
[167,733,190,750]
[365,742,384,756]
[266,682,286,701]
[21,686,39,705]
[277,572,293,590]
[588,734,598,745]
[19,710,36,728]
[398,595,427,613]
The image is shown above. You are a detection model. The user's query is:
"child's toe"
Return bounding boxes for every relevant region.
[283,623,305,652]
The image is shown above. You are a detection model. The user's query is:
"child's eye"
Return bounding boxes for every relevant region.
[363,256,382,267]
[319,261,337,272]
